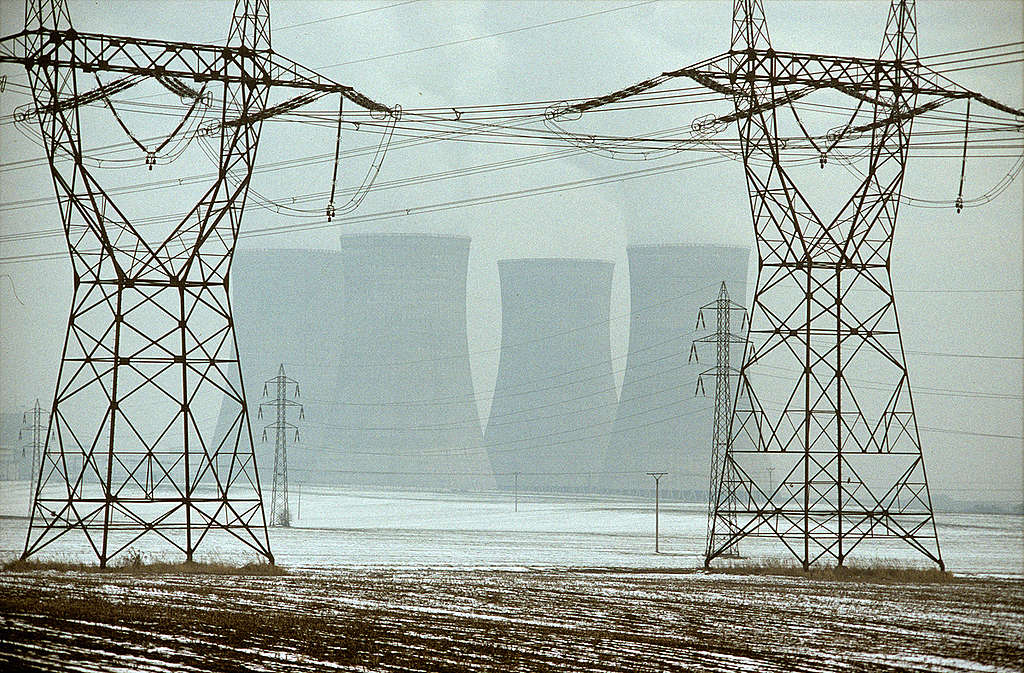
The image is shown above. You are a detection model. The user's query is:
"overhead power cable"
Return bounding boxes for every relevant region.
[906,350,1024,361]
[315,0,657,70]
[919,40,1024,61]
[275,0,420,32]
[0,154,734,265]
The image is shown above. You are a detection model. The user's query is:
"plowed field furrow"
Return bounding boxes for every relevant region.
[1,569,1021,672]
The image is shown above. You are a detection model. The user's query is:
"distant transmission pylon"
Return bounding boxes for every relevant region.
[259,365,302,528]
[690,282,746,564]
[20,399,47,520]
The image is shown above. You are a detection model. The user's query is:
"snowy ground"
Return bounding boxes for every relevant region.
[1,483,1022,671]
[1,481,1021,575]
[1,566,1022,672]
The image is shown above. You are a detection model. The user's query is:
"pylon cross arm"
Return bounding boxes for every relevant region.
[673,50,976,97]
[0,28,393,113]
[557,49,1024,125]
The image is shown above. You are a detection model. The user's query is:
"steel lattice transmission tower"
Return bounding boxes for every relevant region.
[552,0,1024,569]
[259,365,302,528]
[690,282,746,563]
[21,399,47,520]
[1,0,393,566]
[714,0,947,570]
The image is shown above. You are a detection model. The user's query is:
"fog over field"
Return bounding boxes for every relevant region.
[1,1,1023,671]
[0,0,1021,509]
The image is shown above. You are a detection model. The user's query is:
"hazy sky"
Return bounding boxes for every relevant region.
[0,0,1021,502]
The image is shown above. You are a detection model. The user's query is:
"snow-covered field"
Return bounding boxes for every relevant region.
[2,565,1022,672]
[1,481,1021,575]
[1,483,1022,672]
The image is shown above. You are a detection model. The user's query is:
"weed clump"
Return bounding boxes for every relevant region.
[710,558,953,583]
[2,555,286,576]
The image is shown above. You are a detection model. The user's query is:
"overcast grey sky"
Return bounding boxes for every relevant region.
[0,0,1021,502]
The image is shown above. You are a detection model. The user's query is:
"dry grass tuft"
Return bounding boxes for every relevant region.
[2,556,286,576]
[711,558,953,583]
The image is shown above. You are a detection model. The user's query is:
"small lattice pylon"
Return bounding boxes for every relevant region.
[259,365,302,528]
[20,399,47,519]
[690,282,747,564]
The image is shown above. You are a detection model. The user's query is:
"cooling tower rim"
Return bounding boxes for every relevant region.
[339,232,471,244]
[626,243,749,252]
[497,257,614,267]
[234,247,339,256]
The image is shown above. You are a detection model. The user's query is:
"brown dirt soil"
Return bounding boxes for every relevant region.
[0,567,1020,672]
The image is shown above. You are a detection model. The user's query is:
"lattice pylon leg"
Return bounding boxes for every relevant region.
[24,273,274,566]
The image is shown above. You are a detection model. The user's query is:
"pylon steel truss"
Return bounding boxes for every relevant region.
[21,399,47,519]
[714,0,946,570]
[691,282,746,563]
[259,365,302,528]
[1,0,393,566]
[553,0,1024,568]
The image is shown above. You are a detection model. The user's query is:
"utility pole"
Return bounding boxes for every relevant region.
[514,472,519,512]
[259,365,303,528]
[691,282,746,564]
[647,472,667,553]
[296,483,301,522]
[20,399,46,520]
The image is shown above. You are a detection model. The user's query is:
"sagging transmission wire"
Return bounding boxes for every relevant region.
[1,123,1017,230]
[100,73,210,169]
[3,78,1018,164]
[0,83,763,235]
[10,72,212,170]
[79,138,875,234]
[271,85,1022,173]
[785,99,1024,209]
[0,152,735,264]
[2,109,1012,220]
[1,112,1019,246]
[6,67,402,218]
[4,60,402,217]
[534,53,1024,211]
[2,48,1021,244]
[195,96,401,219]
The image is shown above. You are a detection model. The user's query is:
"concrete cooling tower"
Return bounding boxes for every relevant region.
[214,248,346,485]
[602,245,749,499]
[485,259,618,494]
[329,234,493,491]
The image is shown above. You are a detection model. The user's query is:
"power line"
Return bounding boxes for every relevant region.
[938,57,1024,74]
[314,1,657,70]
[919,427,1023,442]
[6,116,1017,262]
[906,350,1024,361]
[275,0,420,32]
[919,40,1024,61]
[924,48,1024,70]
[0,153,734,264]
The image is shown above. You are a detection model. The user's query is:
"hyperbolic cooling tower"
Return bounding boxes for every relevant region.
[602,245,749,497]
[215,248,345,484]
[329,234,493,491]
[485,259,618,493]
